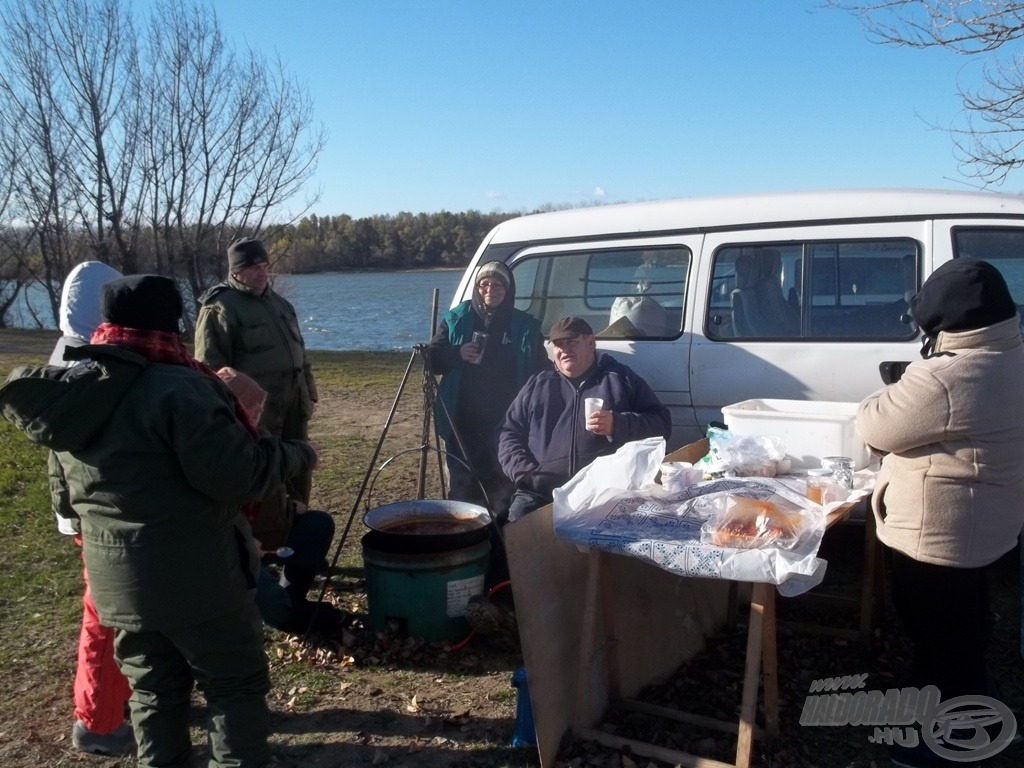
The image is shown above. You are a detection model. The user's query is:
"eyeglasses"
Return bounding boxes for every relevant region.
[478,280,506,292]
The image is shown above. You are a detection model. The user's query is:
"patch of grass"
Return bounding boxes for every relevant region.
[308,349,413,392]
[0,419,81,643]
[266,647,345,709]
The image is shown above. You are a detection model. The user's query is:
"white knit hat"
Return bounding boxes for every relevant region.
[475,261,511,288]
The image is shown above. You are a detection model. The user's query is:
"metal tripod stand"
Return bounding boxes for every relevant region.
[305,301,500,640]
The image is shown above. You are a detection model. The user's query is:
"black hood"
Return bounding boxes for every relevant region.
[910,259,1017,358]
[0,346,147,451]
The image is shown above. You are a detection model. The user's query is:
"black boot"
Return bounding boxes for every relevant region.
[276,598,347,635]
[280,565,317,604]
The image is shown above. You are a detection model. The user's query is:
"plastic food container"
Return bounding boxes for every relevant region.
[721,398,871,470]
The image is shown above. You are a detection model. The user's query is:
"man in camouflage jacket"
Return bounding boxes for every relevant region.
[195,237,318,503]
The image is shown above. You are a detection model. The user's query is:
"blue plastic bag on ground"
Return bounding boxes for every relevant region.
[510,666,536,747]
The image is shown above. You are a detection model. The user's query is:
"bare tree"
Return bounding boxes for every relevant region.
[141,0,235,298]
[0,116,29,326]
[0,0,326,326]
[0,0,98,322]
[43,0,146,274]
[141,0,326,312]
[828,1,1024,184]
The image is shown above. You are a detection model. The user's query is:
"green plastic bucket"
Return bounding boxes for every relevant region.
[361,534,490,642]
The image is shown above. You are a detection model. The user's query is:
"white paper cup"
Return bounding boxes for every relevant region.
[584,397,603,430]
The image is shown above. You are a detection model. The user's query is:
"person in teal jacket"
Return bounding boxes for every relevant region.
[427,260,547,522]
[0,275,318,768]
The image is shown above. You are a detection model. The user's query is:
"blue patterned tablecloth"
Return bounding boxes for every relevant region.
[554,474,870,597]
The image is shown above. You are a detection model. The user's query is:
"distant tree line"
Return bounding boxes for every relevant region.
[270,211,517,274]
[0,205,522,328]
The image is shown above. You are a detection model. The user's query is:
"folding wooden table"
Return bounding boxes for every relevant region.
[570,491,874,768]
[505,439,880,768]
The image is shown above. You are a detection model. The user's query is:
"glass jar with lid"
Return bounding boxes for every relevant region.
[805,468,833,505]
[821,456,855,491]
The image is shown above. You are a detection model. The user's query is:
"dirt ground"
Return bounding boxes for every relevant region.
[279,350,533,768]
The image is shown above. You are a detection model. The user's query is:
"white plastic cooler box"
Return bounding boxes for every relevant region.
[721,398,872,470]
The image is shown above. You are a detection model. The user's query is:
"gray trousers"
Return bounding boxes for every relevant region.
[114,606,270,767]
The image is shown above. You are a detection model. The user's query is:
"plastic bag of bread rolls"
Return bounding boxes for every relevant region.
[701,493,807,550]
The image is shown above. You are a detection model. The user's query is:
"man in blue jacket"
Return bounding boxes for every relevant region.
[498,316,671,523]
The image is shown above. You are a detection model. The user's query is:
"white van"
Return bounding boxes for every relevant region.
[454,189,1024,450]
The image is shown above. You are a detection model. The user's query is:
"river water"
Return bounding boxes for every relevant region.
[7,270,466,352]
[275,271,464,351]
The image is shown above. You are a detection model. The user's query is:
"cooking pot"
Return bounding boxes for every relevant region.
[362,499,492,554]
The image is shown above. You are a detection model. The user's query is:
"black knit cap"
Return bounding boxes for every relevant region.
[101,275,183,334]
[910,259,1017,338]
[228,237,269,272]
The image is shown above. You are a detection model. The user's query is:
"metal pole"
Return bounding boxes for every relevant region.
[416,289,440,499]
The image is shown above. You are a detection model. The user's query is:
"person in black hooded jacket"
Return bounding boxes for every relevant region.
[427,261,547,520]
[1,275,318,768]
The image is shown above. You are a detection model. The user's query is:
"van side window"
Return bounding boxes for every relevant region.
[706,239,919,340]
[953,228,1024,320]
[509,246,689,339]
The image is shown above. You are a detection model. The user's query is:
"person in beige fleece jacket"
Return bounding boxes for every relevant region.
[857,259,1024,763]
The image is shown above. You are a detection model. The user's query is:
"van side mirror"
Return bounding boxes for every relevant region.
[879,361,911,385]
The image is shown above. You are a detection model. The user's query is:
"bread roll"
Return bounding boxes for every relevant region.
[709,496,804,549]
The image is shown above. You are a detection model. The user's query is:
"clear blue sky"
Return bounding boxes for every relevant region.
[211,0,983,219]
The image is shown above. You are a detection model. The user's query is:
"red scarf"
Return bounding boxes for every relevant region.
[90,322,261,441]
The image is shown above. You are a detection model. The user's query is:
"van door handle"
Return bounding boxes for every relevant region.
[879,360,911,385]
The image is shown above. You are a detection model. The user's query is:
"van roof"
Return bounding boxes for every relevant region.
[485,188,1024,244]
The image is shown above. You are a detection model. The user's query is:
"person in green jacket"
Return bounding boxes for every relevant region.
[195,237,318,504]
[0,275,318,768]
